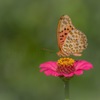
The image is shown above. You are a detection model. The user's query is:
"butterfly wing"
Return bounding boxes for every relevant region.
[57,18,68,49]
[57,15,75,56]
[62,29,88,56]
[57,15,88,57]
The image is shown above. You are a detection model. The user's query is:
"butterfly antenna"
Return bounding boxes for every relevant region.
[42,48,56,53]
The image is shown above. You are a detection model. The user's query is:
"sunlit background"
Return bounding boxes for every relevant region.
[0,0,100,100]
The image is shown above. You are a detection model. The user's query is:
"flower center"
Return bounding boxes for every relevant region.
[57,58,75,74]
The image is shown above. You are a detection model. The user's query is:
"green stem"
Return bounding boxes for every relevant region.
[64,80,69,100]
[60,77,70,100]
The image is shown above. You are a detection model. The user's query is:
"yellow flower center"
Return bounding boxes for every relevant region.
[57,58,75,66]
[57,58,75,74]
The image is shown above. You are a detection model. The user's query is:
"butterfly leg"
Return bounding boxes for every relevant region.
[57,51,70,57]
[57,51,65,57]
[73,53,82,56]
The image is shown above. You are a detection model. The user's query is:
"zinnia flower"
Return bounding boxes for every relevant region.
[40,58,93,78]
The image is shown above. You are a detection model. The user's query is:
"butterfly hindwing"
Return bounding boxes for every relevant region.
[62,29,87,56]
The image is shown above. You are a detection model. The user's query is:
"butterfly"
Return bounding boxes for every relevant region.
[57,15,88,57]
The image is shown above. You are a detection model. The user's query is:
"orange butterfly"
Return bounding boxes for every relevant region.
[57,15,88,57]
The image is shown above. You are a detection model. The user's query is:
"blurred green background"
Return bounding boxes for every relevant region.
[0,0,100,100]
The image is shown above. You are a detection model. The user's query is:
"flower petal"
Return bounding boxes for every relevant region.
[40,61,59,76]
[40,61,57,71]
[44,70,60,76]
[74,70,83,75]
[62,73,74,77]
[74,60,93,71]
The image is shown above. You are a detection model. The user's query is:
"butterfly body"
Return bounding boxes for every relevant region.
[57,15,87,57]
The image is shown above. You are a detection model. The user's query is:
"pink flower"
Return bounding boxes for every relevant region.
[40,58,93,78]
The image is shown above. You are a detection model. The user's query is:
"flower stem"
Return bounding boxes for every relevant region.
[64,80,69,100]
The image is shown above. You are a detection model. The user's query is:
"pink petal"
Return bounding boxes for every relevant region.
[40,61,57,71]
[74,70,83,75]
[40,61,59,77]
[74,60,93,71]
[63,73,74,77]
[44,70,60,76]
